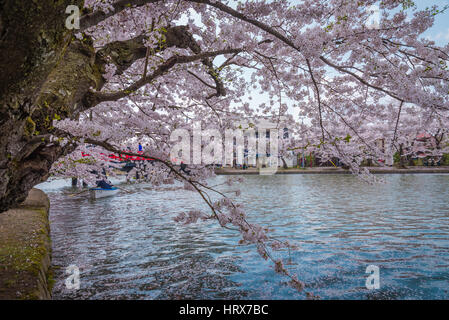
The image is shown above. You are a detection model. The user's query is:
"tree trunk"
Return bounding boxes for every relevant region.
[280,157,288,169]
[0,0,93,212]
[398,144,407,169]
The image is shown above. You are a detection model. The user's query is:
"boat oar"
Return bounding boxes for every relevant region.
[115,186,132,194]
[67,189,89,197]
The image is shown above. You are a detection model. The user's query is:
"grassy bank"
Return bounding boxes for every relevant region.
[0,189,53,300]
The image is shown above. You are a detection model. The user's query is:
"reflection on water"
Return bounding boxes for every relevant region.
[37,174,449,299]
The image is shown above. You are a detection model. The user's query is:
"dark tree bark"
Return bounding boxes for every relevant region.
[280,157,288,169]
[398,144,407,169]
[0,0,87,212]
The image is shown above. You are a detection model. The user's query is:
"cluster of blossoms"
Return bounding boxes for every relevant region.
[49,0,449,295]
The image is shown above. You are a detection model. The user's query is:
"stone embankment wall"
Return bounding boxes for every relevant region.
[0,188,53,299]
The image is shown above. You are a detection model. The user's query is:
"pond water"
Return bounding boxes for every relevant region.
[37,174,449,299]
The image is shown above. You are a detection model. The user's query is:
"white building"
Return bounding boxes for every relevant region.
[228,117,294,168]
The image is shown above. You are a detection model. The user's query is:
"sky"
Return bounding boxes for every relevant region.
[417,0,449,44]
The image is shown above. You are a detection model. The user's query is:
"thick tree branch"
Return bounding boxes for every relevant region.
[80,0,162,31]
[95,25,200,76]
[83,47,245,108]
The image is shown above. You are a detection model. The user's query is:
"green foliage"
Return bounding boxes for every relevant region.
[400,0,416,10]
[424,4,449,16]
[305,154,314,166]
[393,151,400,164]
[442,154,449,165]
[24,117,36,137]
[324,23,333,32]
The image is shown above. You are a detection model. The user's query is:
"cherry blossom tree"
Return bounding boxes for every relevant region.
[1,0,448,294]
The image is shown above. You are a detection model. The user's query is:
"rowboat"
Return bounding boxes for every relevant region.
[89,187,119,199]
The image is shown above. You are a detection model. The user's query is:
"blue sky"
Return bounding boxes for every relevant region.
[416,0,449,44]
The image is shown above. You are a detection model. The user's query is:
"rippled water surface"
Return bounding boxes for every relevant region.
[37,174,449,299]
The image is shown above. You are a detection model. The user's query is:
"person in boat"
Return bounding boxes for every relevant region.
[91,168,113,189]
[180,161,191,175]
[96,179,113,189]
